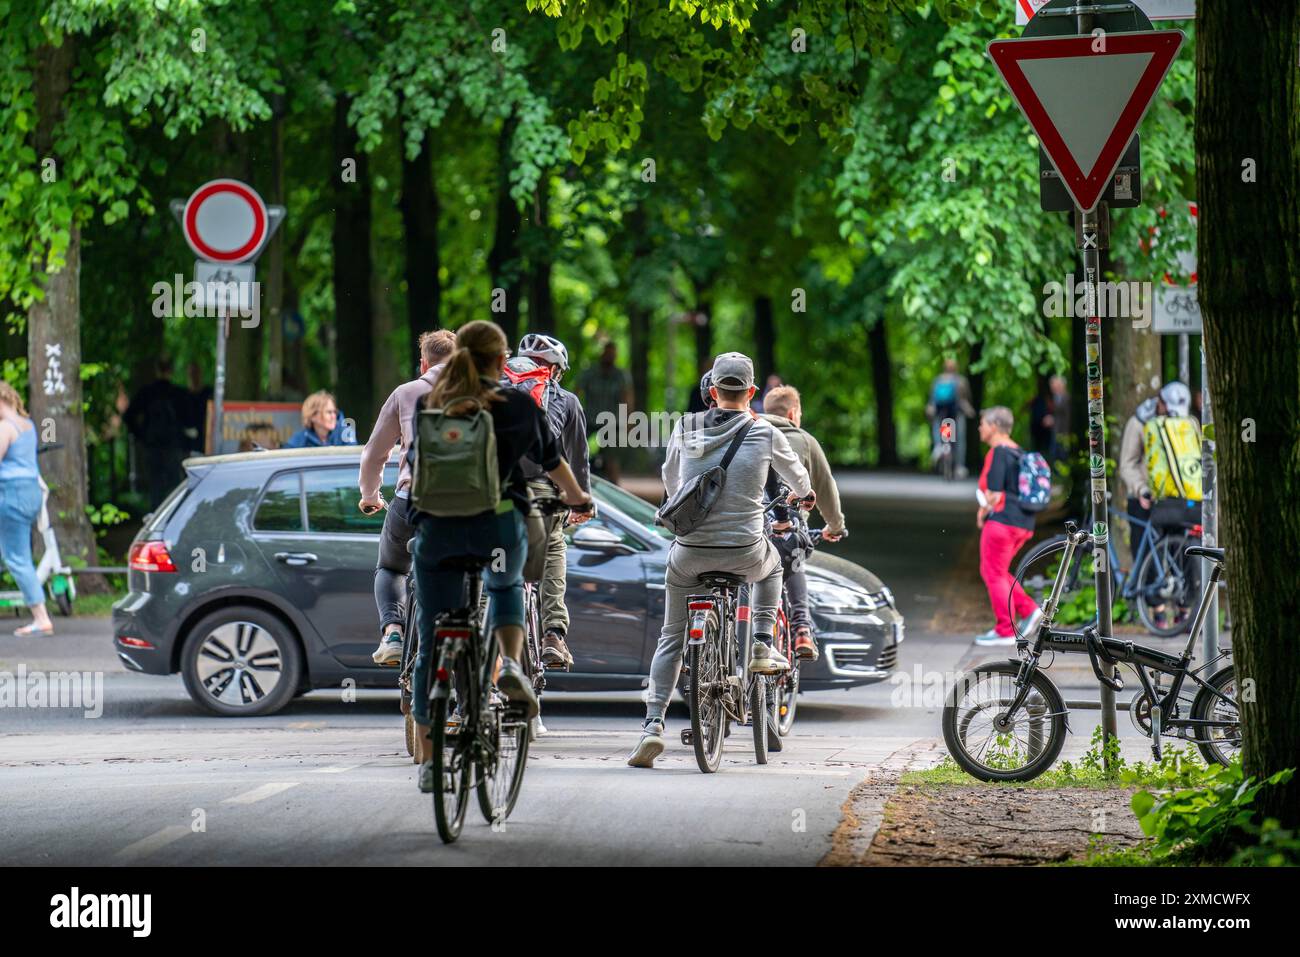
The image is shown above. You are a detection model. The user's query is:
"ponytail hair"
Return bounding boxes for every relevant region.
[0,381,28,418]
[425,320,509,412]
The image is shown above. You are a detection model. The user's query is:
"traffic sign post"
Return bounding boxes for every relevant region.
[990,0,1186,768]
[169,180,284,453]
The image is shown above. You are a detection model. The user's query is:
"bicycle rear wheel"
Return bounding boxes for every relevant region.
[942,662,1066,782]
[477,701,531,825]
[1135,534,1197,636]
[1190,665,1240,767]
[688,633,725,773]
[750,676,769,764]
[430,695,471,843]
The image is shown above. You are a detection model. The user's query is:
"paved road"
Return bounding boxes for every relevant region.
[0,474,1157,865]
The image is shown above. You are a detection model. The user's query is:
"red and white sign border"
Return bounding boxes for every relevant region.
[182,178,270,264]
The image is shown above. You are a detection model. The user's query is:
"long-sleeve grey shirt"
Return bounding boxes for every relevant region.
[663,409,811,548]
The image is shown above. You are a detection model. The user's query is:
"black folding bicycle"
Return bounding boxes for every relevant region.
[943,521,1240,782]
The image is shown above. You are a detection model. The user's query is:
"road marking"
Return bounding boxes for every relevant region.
[312,765,359,774]
[115,825,190,862]
[223,782,298,804]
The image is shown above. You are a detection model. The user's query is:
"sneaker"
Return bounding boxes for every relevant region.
[793,627,819,662]
[418,760,435,793]
[371,631,404,666]
[495,656,540,720]
[749,639,791,674]
[1018,607,1043,635]
[974,629,1017,647]
[541,629,574,669]
[627,717,665,768]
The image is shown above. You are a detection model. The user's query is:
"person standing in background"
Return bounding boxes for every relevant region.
[577,340,632,483]
[285,390,357,449]
[1118,395,1159,562]
[124,358,192,508]
[0,382,55,637]
[185,361,213,455]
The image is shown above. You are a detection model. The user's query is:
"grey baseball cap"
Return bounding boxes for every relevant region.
[712,352,755,390]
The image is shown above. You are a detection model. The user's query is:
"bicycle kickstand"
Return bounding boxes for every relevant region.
[1149,701,1163,762]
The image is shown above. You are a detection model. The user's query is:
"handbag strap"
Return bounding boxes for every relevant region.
[718,418,754,470]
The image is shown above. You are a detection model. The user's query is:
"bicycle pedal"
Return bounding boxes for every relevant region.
[680,729,693,746]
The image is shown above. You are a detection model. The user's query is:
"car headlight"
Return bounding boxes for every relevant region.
[880,586,895,609]
[807,579,876,613]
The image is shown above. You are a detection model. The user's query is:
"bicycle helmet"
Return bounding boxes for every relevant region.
[518,333,569,374]
[698,370,716,409]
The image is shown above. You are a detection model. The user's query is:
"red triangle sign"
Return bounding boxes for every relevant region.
[988,30,1184,212]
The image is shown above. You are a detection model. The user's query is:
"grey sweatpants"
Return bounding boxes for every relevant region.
[645,538,783,720]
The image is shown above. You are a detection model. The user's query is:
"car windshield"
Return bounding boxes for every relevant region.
[592,476,672,540]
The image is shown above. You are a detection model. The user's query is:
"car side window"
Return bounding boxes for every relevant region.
[255,472,304,532]
[303,466,396,534]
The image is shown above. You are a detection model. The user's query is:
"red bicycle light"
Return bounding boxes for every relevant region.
[128,540,177,573]
[688,601,713,611]
[689,628,704,639]
[435,667,449,682]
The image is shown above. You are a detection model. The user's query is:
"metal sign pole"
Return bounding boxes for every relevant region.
[212,308,227,455]
[1200,339,1219,662]
[1080,204,1120,763]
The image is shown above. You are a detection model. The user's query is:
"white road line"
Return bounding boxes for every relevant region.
[312,766,359,774]
[115,825,190,862]
[222,782,299,805]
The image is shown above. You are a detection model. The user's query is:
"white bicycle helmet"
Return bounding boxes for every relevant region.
[518,333,569,373]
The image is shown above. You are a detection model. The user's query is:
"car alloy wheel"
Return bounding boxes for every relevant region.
[196,621,284,707]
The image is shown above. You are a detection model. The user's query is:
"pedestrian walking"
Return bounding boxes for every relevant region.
[0,382,55,637]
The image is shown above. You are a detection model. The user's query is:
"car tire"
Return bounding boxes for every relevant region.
[180,606,303,717]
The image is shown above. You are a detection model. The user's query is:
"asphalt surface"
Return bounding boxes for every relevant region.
[0,473,1160,866]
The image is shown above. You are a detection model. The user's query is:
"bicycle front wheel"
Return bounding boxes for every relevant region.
[430,695,471,843]
[772,667,799,737]
[688,634,725,773]
[942,662,1066,782]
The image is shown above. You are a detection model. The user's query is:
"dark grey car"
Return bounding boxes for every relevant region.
[113,447,903,716]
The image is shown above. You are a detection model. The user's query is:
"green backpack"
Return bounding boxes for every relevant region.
[411,396,501,517]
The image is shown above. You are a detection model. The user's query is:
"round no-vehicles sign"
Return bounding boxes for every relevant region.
[182,179,270,264]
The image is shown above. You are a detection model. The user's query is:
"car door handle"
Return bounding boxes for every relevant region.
[274,552,318,566]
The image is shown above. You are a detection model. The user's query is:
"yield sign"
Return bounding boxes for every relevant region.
[988,30,1184,212]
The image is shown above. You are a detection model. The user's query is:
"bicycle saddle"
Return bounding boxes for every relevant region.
[1184,545,1225,563]
[699,572,746,588]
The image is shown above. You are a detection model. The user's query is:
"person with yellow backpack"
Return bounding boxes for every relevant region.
[1143,381,1204,522]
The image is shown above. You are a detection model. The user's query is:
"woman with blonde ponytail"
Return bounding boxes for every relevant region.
[0,382,54,636]
[409,321,593,793]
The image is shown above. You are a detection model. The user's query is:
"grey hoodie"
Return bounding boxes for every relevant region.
[662,409,812,548]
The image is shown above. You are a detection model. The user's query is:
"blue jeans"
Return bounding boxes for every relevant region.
[0,478,44,606]
[410,508,528,725]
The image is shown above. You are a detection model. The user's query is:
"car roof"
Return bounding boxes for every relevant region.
[184,446,365,469]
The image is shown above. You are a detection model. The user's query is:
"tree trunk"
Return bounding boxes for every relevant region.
[332,95,374,425]
[1196,0,1300,827]
[753,295,776,385]
[525,178,555,336]
[488,117,522,345]
[866,315,899,467]
[29,38,102,592]
[1107,303,1161,501]
[626,206,651,411]
[401,133,440,372]
[694,291,714,373]
[265,97,286,398]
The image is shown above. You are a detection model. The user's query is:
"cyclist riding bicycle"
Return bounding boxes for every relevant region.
[759,385,846,662]
[358,329,457,666]
[508,333,594,670]
[926,359,975,477]
[628,351,814,769]
[406,321,591,791]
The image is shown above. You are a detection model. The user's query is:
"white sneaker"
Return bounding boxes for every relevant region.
[749,640,791,674]
[628,718,665,768]
[974,629,1017,647]
[1018,608,1044,635]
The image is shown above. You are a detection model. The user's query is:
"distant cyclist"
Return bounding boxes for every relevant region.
[628,352,813,769]
[926,358,975,478]
[759,385,846,661]
[358,329,456,666]
[407,321,591,787]
[508,333,593,670]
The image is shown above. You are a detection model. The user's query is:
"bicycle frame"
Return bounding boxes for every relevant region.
[1004,524,1235,752]
[688,583,748,723]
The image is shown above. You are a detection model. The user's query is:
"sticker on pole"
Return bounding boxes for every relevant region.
[181,179,270,264]
[988,30,1184,212]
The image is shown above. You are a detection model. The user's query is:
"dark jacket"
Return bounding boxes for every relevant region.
[521,385,590,491]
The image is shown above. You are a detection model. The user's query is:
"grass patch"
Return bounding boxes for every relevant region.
[69,592,124,617]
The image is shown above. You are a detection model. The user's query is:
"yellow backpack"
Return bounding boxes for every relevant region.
[1143,415,1203,501]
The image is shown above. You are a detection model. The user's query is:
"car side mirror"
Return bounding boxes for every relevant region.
[572,525,635,556]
